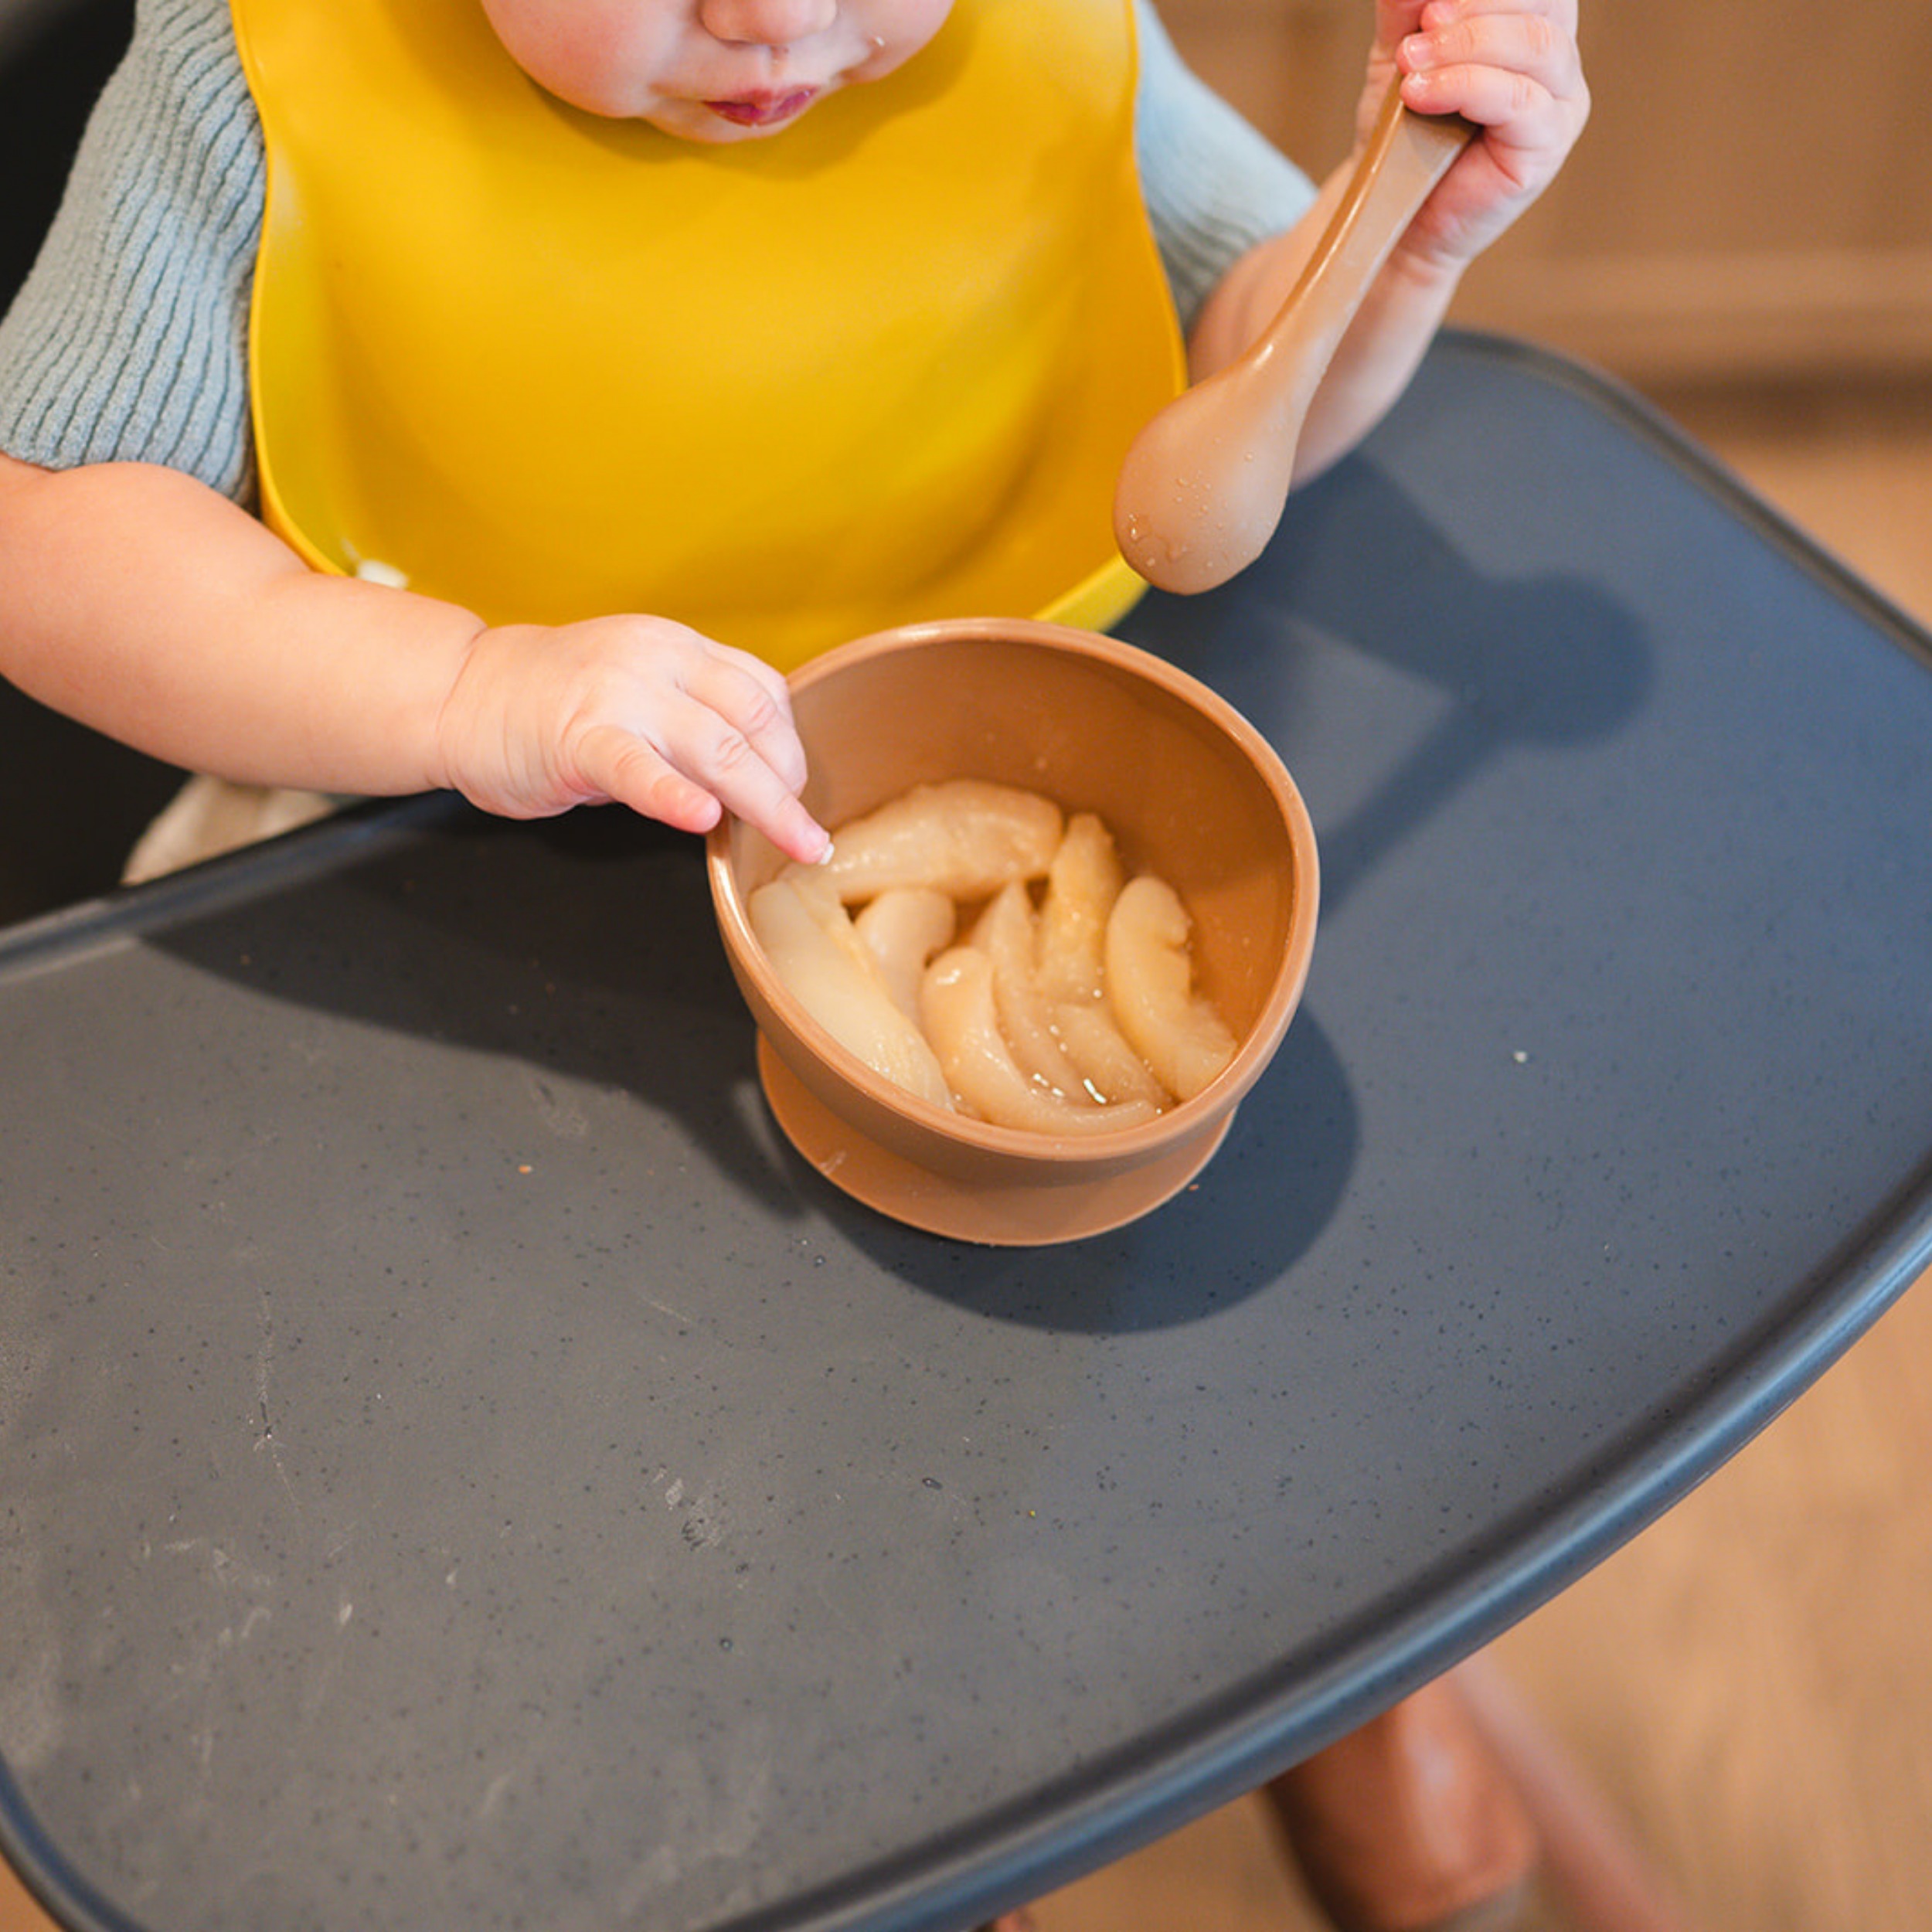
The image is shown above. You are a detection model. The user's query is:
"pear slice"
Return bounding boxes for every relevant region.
[1049,996,1172,1109]
[1036,811,1124,1002]
[853,886,957,1021]
[1104,876,1238,1102]
[920,947,1158,1136]
[808,780,1062,904]
[968,882,1093,1102]
[748,874,954,1110]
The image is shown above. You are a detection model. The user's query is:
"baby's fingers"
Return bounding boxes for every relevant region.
[704,643,811,797]
[1400,0,1585,127]
[587,656,829,866]
[1417,0,1580,56]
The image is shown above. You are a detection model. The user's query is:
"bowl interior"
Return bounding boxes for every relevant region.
[733,622,1311,1046]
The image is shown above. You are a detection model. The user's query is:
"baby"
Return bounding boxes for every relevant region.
[0,0,1586,877]
[0,10,1586,1923]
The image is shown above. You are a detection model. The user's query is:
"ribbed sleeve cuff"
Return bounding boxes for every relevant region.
[1133,0,1318,332]
[0,0,262,502]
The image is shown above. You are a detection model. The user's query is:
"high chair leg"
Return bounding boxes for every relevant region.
[1262,1675,1539,1932]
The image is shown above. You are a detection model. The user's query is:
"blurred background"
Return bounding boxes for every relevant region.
[1173,0,1932,386]
[3,2,1929,1929]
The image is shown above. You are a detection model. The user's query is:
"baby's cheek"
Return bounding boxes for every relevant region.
[478,0,669,119]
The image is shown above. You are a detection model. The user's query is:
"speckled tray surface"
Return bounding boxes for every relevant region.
[5,335,1930,1932]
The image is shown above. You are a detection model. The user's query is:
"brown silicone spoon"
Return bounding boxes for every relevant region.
[1114,83,1475,595]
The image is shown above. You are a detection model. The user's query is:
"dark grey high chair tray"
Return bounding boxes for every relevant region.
[4,333,1930,1932]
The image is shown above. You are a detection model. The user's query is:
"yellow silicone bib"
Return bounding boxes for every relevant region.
[233,0,1184,668]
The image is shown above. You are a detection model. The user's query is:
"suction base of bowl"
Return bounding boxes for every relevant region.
[757,1035,1234,1247]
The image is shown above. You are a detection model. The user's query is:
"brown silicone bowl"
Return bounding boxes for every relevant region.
[706,617,1319,1245]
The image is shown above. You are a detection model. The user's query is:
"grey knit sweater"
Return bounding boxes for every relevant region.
[0,0,1315,502]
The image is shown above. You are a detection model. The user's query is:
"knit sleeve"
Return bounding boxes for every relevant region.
[1132,0,1318,332]
[0,0,264,501]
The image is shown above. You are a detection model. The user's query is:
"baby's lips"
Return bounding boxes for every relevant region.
[704,88,818,128]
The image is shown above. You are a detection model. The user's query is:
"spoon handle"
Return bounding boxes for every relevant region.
[1258,81,1476,396]
[1111,84,1474,597]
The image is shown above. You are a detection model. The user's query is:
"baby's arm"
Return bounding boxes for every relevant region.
[0,4,823,867]
[0,451,829,864]
[1188,0,1587,481]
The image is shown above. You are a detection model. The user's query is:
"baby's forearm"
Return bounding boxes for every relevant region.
[1287,236,1458,484]
[0,451,832,863]
[0,451,481,798]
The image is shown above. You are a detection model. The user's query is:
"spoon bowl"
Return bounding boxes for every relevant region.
[1114,84,1474,594]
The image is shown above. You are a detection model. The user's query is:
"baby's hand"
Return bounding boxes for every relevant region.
[1369,0,1588,272]
[435,614,829,866]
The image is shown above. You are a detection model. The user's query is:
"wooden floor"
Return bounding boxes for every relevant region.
[3,381,1929,1932]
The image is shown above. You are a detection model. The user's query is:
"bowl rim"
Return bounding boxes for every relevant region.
[706,615,1321,1166]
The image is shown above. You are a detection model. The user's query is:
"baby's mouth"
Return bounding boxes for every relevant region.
[704,87,820,128]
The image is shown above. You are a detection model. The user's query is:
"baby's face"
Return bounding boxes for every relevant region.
[478,0,955,141]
